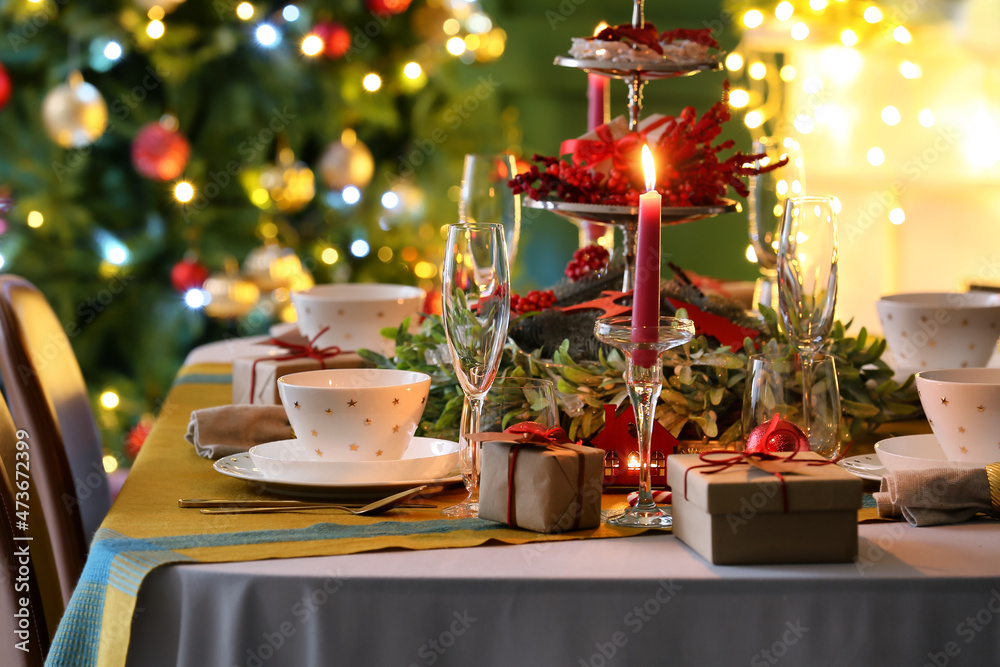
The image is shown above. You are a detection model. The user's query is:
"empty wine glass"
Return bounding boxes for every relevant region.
[747,136,806,310]
[777,195,838,455]
[441,222,511,517]
[459,153,521,267]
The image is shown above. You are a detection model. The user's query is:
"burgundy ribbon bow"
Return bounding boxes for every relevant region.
[559,116,672,173]
[683,449,833,514]
[248,327,352,404]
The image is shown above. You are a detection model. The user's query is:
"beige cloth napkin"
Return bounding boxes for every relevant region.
[874,468,996,526]
[185,405,291,459]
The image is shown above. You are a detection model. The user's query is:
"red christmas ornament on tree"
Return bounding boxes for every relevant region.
[312,21,351,59]
[124,419,153,459]
[0,62,11,111]
[744,414,810,454]
[171,257,210,293]
[132,119,190,181]
[366,0,411,14]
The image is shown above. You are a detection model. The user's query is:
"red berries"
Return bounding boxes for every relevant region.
[565,244,610,282]
[510,290,556,315]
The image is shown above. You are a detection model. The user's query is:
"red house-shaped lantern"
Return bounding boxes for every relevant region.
[590,404,678,488]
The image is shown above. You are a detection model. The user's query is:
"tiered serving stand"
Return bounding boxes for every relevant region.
[523,0,740,291]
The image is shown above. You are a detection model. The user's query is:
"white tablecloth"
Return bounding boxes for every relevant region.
[124,339,1000,666]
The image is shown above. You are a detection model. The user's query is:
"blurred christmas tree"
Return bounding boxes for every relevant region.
[0,0,515,467]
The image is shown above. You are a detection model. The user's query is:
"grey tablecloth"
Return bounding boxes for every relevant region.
[126,521,1000,667]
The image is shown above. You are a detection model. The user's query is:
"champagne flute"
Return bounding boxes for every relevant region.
[747,136,806,310]
[441,222,511,517]
[459,154,521,267]
[776,196,838,456]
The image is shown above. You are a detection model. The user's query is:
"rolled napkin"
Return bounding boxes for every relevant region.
[185,405,291,459]
[874,464,1000,526]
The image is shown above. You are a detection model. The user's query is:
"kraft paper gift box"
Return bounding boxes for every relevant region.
[667,453,863,565]
[479,440,604,534]
[559,114,671,176]
[232,350,365,405]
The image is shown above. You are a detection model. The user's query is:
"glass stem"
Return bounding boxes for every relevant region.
[800,351,815,444]
[465,394,485,499]
[626,354,662,509]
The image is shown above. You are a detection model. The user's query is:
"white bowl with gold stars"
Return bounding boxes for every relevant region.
[916,368,1000,463]
[291,283,425,355]
[249,436,460,483]
[875,434,981,473]
[277,368,431,462]
[876,292,1000,373]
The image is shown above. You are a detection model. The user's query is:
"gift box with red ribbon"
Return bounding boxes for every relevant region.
[478,423,604,534]
[667,451,862,565]
[232,328,365,405]
[559,113,671,180]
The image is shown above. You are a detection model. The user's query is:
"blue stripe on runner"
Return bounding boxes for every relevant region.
[172,373,233,386]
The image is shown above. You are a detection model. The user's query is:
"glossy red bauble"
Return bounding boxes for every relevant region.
[0,62,11,110]
[170,258,210,293]
[744,415,810,454]
[132,122,191,181]
[312,21,352,59]
[366,0,411,15]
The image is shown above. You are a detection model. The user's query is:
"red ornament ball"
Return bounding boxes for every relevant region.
[312,22,352,59]
[171,257,210,293]
[0,62,10,111]
[132,121,191,181]
[366,0,411,14]
[124,419,153,460]
[744,415,810,454]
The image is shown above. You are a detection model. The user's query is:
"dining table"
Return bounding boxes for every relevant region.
[45,336,1000,667]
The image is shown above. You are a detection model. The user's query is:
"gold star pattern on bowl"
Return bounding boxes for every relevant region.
[941,397,949,406]
[960,446,969,454]
[376,449,383,456]
[347,399,357,407]
[349,444,358,451]
[958,426,966,434]
[392,397,400,405]
[325,408,332,415]
[311,429,318,437]
[392,424,400,433]
[315,449,323,457]
[961,319,968,327]
[364,418,372,426]
[978,405,985,412]
[294,401,301,410]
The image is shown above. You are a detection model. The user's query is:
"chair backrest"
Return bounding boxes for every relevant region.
[0,275,110,609]
[0,394,49,664]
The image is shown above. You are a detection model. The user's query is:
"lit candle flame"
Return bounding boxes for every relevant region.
[641,144,656,193]
[627,451,640,469]
[594,21,609,36]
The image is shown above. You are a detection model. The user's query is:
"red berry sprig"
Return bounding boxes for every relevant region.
[510,289,557,315]
[565,244,610,282]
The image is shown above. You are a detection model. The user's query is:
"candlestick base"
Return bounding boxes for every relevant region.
[595,316,695,529]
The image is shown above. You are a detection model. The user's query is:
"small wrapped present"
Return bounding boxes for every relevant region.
[232,329,364,405]
[559,113,671,177]
[478,423,604,534]
[668,451,862,565]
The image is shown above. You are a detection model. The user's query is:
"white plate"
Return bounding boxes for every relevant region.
[214,452,462,499]
[837,454,886,481]
[249,437,460,484]
[875,434,983,473]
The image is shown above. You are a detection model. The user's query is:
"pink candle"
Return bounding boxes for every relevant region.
[631,145,660,366]
[587,73,608,132]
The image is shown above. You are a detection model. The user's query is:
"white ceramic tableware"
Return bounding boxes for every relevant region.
[277,368,430,461]
[876,292,1000,373]
[291,283,425,354]
[249,436,460,484]
[837,454,886,481]
[875,433,984,472]
[915,368,1000,463]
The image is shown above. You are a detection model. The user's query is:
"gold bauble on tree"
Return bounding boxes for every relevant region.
[41,71,108,148]
[319,129,374,190]
[203,258,260,319]
[243,242,313,292]
[259,148,315,213]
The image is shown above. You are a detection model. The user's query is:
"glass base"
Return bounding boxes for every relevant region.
[442,500,478,518]
[609,505,673,528]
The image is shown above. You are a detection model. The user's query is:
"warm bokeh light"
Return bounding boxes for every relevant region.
[174,181,195,202]
[743,10,764,29]
[147,6,165,20]
[446,36,466,56]
[809,0,828,9]
[725,53,744,72]
[27,211,44,228]
[321,247,339,265]
[881,105,902,126]
[414,261,437,279]
[744,110,764,129]
[774,1,794,21]
[103,455,119,473]
[867,147,886,166]
[728,89,750,108]
[745,244,758,263]
[864,6,883,23]
[301,34,324,56]
[748,62,767,80]
[146,20,164,39]
[443,18,460,35]
[889,208,906,225]
[893,26,912,44]
[899,60,922,79]
[840,29,858,46]
[100,390,120,409]
[236,2,254,20]
[362,73,382,91]
[780,65,797,81]
[377,246,393,262]
[791,22,810,40]
[403,61,422,79]
[918,108,935,128]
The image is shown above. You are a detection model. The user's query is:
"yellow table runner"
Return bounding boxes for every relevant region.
[46,364,644,667]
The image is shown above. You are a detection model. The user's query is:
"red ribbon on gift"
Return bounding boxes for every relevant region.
[559,116,672,172]
[469,421,586,530]
[682,449,833,514]
[248,326,353,404]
